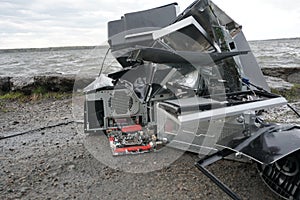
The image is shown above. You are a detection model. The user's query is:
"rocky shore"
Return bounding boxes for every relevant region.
[1,66,299,199]
[262,67,300,84]
[3,97,297,200]
[0,74,94,95]
[0,67,299,95]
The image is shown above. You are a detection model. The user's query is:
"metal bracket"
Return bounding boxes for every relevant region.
[195,149,242,200]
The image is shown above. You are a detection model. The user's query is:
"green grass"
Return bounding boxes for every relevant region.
[32,86,48,95]
[0,90,73,112]
[271,84,300,102]
[0,101,8,112]
[287,84,300,101]
[0,91,72,102]
[0,93,27,112]
[0,92,25,100]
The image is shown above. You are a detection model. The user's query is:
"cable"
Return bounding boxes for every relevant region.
[242,77,300,119]
[98,47,111,77]
[240,78,256,96]
[287,104,300,118]
[0,121,75,140]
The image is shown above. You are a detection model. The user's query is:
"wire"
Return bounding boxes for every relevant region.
[242,77,300,119]
[240,78,256,96]
[287,104,300,118]
[0,121,75,140]
[98,47,111,77]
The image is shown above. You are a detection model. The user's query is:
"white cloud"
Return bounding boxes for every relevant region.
[213,0,300,40]
[0,0,299,49]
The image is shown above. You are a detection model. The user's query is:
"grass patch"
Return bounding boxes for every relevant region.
[0,91,72,102]
[32,86,48,95]
[0,92,26,100]
[271,84,300,102]
[287,84,300,101]
[0,101,8,112]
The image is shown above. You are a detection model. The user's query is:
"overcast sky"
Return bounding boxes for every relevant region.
[1,0,299,49]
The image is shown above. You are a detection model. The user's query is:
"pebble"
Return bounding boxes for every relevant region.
[20,187,29,194]
[7,188,14,193]
[12,121,20,125]
[68,165,76,171]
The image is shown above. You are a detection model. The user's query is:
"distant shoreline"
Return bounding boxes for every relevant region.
[0,45,109,54]
[0,37,299,53]
[249,37,300,42]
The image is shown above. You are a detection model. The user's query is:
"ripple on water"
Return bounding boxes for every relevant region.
[0,39,299,77]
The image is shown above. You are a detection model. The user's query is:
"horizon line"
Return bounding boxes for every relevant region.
[1,37,299,51]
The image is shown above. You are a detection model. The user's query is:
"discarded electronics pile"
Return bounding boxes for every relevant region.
[84,1,300,199]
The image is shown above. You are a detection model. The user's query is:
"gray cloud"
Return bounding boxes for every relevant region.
[0,0,111,48]
[0,0,299,49]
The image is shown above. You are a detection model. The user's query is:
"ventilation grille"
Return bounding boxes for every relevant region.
[257,153,300,200]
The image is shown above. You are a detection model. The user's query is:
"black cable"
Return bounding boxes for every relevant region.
[0,121,75,140]
[287,104,300,118]
[195,163,241,200]
[244,78,300,119]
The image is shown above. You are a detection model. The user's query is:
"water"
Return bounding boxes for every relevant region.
[0,47,121,77]
[250,38,300,69]
[0,38,299,77]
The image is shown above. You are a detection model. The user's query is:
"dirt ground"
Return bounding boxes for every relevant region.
[1,97,299,200]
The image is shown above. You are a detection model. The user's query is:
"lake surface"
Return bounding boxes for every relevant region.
[0,38,299,77]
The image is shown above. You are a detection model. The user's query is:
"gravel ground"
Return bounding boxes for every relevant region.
[1,97,299,200]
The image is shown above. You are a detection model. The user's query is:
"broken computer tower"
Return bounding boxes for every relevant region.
[84,1,300,199]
